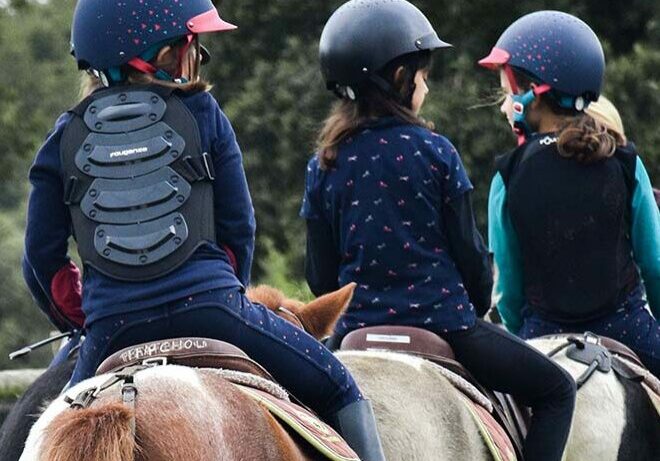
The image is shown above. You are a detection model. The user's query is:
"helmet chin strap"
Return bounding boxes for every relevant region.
[504,65,551,146]
[127,34,196,84]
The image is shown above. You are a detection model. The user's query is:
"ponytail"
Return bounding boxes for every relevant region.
[509,68,617,164]
[557,114,616,164]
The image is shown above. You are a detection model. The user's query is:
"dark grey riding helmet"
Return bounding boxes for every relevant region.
[320,0,452,99]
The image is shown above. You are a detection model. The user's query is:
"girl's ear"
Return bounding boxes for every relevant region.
[155,45,173,64]
[393,66,406,86]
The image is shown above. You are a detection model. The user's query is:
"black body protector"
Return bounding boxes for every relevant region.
[60,86,215,281]
[496,136,640,322]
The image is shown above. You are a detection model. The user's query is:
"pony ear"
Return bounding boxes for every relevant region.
[299,283,356,340]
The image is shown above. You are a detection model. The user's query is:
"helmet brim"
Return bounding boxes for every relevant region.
[416,32,453,51]
[478,47,510,69]
[187,9,237,34]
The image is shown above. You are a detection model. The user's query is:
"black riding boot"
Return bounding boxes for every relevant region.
[327,399,387,461]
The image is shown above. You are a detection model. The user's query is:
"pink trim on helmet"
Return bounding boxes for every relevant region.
[478,47,511,69]
[186,9,237,34]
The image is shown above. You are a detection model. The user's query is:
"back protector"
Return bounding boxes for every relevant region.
[60,86,215,281]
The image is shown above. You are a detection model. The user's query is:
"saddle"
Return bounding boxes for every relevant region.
[96,337,273,379]
[89,337,360,461]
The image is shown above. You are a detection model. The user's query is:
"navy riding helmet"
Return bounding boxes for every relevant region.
[479,10,605,142]
[320,0,451,100]
[71,0,236,82]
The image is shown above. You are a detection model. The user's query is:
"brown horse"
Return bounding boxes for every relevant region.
[19,284,356,461]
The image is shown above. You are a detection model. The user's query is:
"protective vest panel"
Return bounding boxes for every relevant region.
[80,167,191,224]
[74,122,186,178]
[95,213,189,266]
[496,139,639,321]
[60,86,215,281]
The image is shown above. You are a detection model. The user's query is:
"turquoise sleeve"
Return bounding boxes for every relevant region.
[488,173,526,332]
[631,157,660,318]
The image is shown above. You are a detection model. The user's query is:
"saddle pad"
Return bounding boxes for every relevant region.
[460,394,517,461]
[236,385,360,461]
[427,360,493,412]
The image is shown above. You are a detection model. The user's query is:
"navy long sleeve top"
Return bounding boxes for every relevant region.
[24,90,256,327]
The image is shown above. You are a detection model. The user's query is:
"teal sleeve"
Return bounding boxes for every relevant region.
[488,173,526,332]
[631,157,660,318]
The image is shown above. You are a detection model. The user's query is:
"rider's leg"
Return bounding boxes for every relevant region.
[587,303,660,377]
[70,289,386,460]
[177,291,386,461]
[438,320,576,461]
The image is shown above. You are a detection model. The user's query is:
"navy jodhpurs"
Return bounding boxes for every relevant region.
[70,288,362,417]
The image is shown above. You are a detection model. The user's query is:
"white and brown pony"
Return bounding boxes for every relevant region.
[18,284,356,461]
[337,337,659,461]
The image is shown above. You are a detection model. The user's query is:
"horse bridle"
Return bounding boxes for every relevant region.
[276,305,313,334]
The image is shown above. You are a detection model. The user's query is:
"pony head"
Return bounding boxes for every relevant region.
[247,283,356,340]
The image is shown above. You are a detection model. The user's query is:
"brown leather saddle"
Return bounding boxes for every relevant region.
[339,326,655,461]
[96,337,274,380]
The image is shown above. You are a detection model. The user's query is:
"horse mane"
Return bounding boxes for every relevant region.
[40,402,137,461]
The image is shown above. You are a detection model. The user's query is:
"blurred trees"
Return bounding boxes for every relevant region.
[0,0,657,368]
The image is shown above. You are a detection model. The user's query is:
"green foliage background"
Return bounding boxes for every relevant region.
[0,0,658,369]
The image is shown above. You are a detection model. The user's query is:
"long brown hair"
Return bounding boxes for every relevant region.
[79,39,211,101]
[513,69,616,164]
[556,114,616,163]
[317,51,433,169]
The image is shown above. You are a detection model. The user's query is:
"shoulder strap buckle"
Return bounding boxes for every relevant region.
[63,176,81,206]
[202,152,215,181]
[180,153,215,182]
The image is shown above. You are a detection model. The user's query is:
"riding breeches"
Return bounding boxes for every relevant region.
[518,298,660,377]
[69,288,363,417]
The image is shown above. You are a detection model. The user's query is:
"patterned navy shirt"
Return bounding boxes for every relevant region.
[301,117,478,336]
